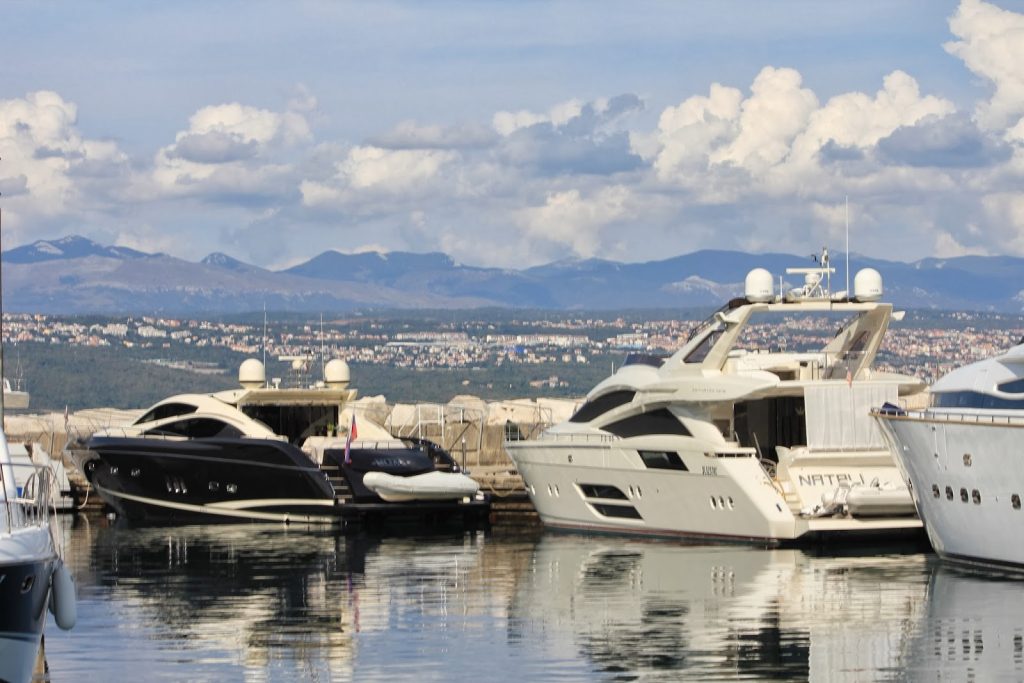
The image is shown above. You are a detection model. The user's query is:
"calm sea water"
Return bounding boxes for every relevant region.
[36,515,1024,682]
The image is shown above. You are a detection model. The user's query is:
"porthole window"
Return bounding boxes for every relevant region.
[110,466,119,475]
[636,486,643,498]
[208,481,220,492]
[963,453,972,467]
[972,489,981,504]
[710,496,718,509]
[960,488,969,503]
[131,468,141,478]
[945,486,954,501]
[727,496,734,509]
[226,483,238,494]
[719,496,726,509]
[932,484,940,499]
[1012,494,1021,510]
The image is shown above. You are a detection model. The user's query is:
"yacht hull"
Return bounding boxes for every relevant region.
[877,413,1024,570]
[0,527,56,683]
[506,439,921,545]
[77,436,339,523]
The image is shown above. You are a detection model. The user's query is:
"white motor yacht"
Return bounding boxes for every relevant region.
[0,430,76,683]
[505,251,925,544]
[874,343,1024,570]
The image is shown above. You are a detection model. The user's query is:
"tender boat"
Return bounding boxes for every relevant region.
[505,249,925,545]
[874,343,1024,570]
[1,430,76,683]
[71,357,490,527]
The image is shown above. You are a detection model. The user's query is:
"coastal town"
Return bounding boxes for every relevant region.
[6,309,1022,391]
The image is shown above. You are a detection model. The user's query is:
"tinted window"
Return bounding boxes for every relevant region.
[604,409,691,439]
[579,484,628,500]
[145,418,242,439]
[932,391,1024,410]
[592,503,642,519]
[998,378,1024,394]
[135,402,198,425]
[638,450,688,471]
[570,391,636,423]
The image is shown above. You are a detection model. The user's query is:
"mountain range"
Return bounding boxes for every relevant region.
[3,235,1023,314]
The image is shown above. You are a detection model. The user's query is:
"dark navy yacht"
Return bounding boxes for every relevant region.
[73,357,489,526]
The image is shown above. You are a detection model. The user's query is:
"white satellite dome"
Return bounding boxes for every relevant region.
[744,268,774,303]
[239,358,266,388]
[324,359,351,389]
[853,268,883,302]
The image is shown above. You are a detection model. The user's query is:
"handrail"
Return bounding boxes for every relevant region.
[875,408,1024,428]
[0,461,55,536]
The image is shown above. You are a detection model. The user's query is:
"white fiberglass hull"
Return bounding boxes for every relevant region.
[505,438,920,544]
[878,412,1024,569]
[361,471,480,503]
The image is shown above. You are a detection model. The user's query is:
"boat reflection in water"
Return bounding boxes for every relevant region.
[903,565,1024,680]
[40,520,1024,681]
[510,536,932,681]
[52,520,497,682]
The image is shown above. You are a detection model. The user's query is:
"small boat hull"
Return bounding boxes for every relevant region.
[362,470,480,502]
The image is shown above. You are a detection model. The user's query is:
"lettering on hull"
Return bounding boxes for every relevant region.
[702,465,718,476]
[797,473,867,487]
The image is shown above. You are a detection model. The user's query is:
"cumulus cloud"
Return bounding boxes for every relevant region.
[493,94,644,176]
[368,120,498,150]
[150,102,311,199]
[945,0,1024,131]
[877,112,1012,168]
[0,90,128,243]
[517,185,633,258]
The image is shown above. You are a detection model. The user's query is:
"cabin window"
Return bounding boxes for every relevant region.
[932,391,1024,410]
[591,503,642,519]
[579,484,629,500]
[135,402,199,425]
[569,391,636,423]
[638,450,688,471]
[998,378,1024,394]
[603,409,691,439]
[145,418,243,439]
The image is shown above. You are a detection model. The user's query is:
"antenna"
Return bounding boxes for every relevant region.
[845,196,850,301]
[320,313,326,380]
[262,301,268,387]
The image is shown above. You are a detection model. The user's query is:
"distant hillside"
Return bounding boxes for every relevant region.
[4,235,1024,314]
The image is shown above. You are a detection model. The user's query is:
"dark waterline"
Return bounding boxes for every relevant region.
[37,515,1024,681]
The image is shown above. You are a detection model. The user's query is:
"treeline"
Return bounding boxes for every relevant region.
[6,342,623,410]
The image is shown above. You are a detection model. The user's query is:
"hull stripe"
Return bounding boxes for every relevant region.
[95,485,338,523]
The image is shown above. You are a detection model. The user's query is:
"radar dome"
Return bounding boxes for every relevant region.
[239,359,266,388]
[745,268,774,303]
[854,268,883,302]
[324,359,351,389]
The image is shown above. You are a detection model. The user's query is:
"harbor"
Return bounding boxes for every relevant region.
[6,0,1024,680]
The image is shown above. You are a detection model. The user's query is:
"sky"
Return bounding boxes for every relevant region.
[2,0,1024,270]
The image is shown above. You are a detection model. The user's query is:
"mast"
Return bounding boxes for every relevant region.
[0,205,5,424]
[845,195,850,301]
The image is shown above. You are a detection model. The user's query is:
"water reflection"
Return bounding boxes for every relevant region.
[509,536,933,681]
[37,518,1024,681]
[904,565,1024,681]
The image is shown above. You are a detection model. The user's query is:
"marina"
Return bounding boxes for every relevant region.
[32,518,1024,682]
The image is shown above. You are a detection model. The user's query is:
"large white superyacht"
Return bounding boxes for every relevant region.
[874,343,1024,570]
[505,251,925,544]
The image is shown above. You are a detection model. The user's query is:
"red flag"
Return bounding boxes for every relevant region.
[846,368,853,387]
[344,414,357,465]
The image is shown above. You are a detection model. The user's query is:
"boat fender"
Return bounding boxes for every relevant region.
[49,560,77,630]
